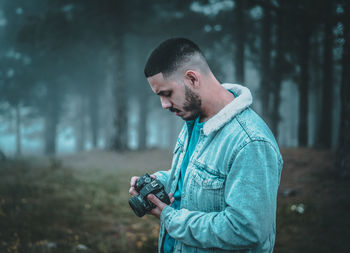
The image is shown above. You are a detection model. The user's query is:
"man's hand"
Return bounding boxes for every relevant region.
[129,176,140,196]
[129,174,157,196]
[129,175,175,218]
[148,193,174,218]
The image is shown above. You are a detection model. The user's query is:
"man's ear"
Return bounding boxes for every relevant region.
[185,70,200,88]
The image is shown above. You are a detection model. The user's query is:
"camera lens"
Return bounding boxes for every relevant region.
[128,195,147,217]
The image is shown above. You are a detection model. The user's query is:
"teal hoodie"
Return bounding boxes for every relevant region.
[154,83,283,253]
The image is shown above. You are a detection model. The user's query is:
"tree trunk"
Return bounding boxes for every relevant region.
[15,103,22,156]
[44,87,60,156]
[111,36,128,151]
[137,90,147,150]
[76,95,87,152]
[88,90,99,149]
[259,2,272,126]
[0,148,5,161]
[335,1,350,178]
[270,80,282,139]
[298,13,310,147]
[44,107,59,156]
[233,0,245,84]
[317,0,334,148]
[270,0,286,140]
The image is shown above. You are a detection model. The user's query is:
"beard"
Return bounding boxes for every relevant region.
[181,85,202,121]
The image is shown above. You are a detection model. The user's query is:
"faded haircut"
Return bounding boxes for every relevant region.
[144,38,210,79]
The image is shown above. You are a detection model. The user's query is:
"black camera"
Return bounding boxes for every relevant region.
[128,173,170,217]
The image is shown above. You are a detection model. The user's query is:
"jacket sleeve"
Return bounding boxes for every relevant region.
[153,170,171,186]
[160,141,282,250]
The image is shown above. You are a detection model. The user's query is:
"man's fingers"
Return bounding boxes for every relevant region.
[168,192,175,205]
[129,187,138,196]
[147,194,162,205]
[129,176,140,196]
[168,192,175,206]
[130,176,139,187]
[168,192,173,198]
[147,194,166,210]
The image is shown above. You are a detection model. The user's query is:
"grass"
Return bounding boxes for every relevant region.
[0,149,349,253]
[0,159,160,253]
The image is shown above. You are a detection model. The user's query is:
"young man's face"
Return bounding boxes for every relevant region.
[147,73,202,121]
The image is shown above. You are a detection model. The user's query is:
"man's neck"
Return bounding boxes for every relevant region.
[199,82,235,122]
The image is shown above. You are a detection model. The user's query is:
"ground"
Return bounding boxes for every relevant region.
[0,148,349,253]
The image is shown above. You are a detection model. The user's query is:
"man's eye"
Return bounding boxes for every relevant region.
[163,92,171,97]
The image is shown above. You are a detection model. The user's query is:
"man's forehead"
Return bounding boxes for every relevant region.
[147,73,169,93]
[147,72,164,84]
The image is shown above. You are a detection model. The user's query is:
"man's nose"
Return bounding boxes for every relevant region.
[160,97,172,109]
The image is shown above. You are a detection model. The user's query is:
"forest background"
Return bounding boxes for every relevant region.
[0,0,349,252]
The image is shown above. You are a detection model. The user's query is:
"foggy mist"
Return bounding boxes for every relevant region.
[0,0,346,156]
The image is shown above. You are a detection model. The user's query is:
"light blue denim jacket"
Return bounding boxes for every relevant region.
[154,83,283,253]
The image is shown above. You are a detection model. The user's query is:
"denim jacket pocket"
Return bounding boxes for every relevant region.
[188,164,226,212]
[192,168,224,190]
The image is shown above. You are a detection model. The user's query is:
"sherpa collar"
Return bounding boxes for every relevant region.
[202,83,253,136]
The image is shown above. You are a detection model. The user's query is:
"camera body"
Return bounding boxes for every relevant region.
[129,173,170,217]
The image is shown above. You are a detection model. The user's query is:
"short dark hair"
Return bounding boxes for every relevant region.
[144,38,206,78]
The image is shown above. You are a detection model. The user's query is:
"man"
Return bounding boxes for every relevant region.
[129,38,283,253]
